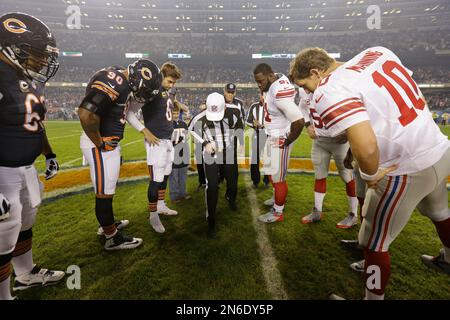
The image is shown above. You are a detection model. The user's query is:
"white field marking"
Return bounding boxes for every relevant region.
[48,133,82,140]
[244,176,289,300]
[47,138,145,168]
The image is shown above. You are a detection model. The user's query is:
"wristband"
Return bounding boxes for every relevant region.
[359,168,380,181]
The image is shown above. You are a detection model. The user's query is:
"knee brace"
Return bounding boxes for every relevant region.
[0,217,21,255]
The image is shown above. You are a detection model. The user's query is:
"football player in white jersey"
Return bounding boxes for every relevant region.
[290,47,450,300]
[297,88,358,228]
[253,63,305,223]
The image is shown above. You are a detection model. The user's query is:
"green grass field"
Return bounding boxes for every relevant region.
[20,174,450,300]
[19,121,450,300]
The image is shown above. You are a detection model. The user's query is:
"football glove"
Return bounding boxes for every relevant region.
[45,153,59,180]
[271,137,292,149]
[100,136,120,151]
[0,192,11,221]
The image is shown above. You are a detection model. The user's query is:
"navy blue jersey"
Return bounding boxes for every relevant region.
[0,60,46,167]
[142,89,174,139]
[84,67,131,139]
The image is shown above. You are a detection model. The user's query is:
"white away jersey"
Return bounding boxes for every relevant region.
[313,46,449,175]
[263,74,302,137]
[298,87,332,138]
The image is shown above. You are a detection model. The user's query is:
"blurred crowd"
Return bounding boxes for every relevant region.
[43,85,449,122]
[53,29,450,57]
[52,64,449,84]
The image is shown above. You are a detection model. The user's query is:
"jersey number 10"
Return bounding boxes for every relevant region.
[372,60,425,127]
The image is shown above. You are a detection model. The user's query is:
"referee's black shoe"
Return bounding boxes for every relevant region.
[225,194,237,211]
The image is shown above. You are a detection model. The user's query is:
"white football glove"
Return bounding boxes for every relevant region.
[45,153,59,180]
[0,193,11,221]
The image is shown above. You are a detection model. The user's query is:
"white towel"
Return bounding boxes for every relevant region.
[21,166,41,208]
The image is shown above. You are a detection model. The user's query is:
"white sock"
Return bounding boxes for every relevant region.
[273,204,284,213]
[12,250,34,277]
[0,277,13,300]
[157,200,165,208]
[348,196,358,216]
[150,212,159,219]
[444,247,450,263]
[365,288,384,300]
[314,192,325,212]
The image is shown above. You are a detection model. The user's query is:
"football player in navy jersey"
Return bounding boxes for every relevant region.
[78,59,162,250]
[126,62,184,233]
[0,12,64,299]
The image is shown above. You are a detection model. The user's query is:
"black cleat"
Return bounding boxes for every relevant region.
[340,239,362,251]
[421,249,450,276]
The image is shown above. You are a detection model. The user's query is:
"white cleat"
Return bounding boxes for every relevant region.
[329,294,346,300]
[13,265,65,291]
[157,203,178,216]
[336,213,358,229]
[301,208,323,224]
[350,259,365,273]
[104,232,143,251]
[150,212,166,233]
[257,208,283,223]
[97,220,130,235]
[263,197,275,207]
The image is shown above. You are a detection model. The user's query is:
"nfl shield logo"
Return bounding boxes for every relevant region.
[211,105,218,112]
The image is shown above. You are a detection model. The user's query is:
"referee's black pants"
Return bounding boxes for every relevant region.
[250,130,269,186]
[204,162,238,228]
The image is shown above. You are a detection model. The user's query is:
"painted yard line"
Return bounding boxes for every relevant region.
[48,133,82,140]
[244,176,289,300]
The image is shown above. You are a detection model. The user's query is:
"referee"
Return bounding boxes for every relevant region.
[189,92,244,238]
[246,95,270,187]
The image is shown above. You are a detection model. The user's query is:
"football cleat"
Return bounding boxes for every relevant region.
[263,197,275,207]
[329,294,346,300]
[350,259,365,273]
[157,203,178,216]
[207,225,217,239]
[421,249,450,276]
[336,212,358,229]
[104,232,143,251]
[301,208,323,224]
[97,220,130,236]
[149,212,165,233]
[13,265,65,291]
[258,208,283,223]
[340,239,361,251]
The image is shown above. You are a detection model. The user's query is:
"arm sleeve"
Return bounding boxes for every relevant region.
[189,130,205,144]
[235,113,245,145]
[188,116,206,144]
[125,101,145,132]
[246,105,255,127]
[274,98,304,123]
